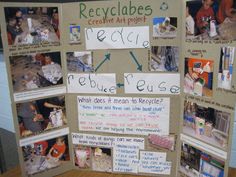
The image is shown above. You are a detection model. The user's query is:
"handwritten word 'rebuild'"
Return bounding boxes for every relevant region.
[85,26,150,50]
[124,73,180,94]
[67,73,116,94]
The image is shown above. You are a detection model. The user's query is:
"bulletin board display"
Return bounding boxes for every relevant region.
[63,1,181,177]
[179,0,236,177]
[0,0,235,177]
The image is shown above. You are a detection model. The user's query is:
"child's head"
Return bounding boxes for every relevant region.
[56,137,65,145]
[45,55,52,65]
[202,0,214,10]
[16,10,22,17]
[8,18,16,26]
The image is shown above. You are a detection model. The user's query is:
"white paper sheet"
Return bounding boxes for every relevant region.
[19,127,69,147]
[85,26,150,50]
[139,151,171,175]
[124,73,180,94]
[67,73,116,94]
[77,96,170,135]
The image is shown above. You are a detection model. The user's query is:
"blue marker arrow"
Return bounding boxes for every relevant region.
[117,83,124,88]
[95,53,111,72]
[129,51,142,71]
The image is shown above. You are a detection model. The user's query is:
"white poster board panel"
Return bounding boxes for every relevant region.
[78,96,170,135]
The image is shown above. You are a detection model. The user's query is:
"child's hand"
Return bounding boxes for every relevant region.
[202,21,208,27]
[191,73,199,80]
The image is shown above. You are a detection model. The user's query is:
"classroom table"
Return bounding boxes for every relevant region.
[193,18,236,41]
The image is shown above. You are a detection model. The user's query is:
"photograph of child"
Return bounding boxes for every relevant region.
[66,51,93,73]
[183,100,230,149]
[184,57,213,97]
[153,17,177,38]
[4,7,60,45]
[91,147,112,172]
[218,46,235,90]
[69,25,80,44]
[180,142,225,177]
[10,52,63,92]
[186,0,236,40]
[22,136,70,176]
[17,96,66,137]
[150,46,179,72]
[74,146,91,169]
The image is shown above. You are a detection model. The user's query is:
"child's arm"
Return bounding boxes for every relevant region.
[47,147,53,157]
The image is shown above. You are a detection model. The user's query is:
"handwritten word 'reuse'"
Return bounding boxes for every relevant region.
[124,73,180,94]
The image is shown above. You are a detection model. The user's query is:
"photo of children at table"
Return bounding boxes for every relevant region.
[10,52,63,92]
[17,96,66,137]
[184,58,213,97]
[186,0,236,40]
[4,7,60,45]
[22,136,70,176]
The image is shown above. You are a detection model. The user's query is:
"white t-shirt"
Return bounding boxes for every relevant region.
[186,15,195,35]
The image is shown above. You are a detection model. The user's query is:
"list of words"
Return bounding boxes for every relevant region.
[77,96,170,135]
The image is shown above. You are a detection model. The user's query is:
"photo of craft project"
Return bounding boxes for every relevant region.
[16,96,66,137]
[69,24,80,44]
[22,135,70,176]
[218,46,235,90]
[10,52,63,92]
[153,17,177,38]
[180,142,225,177]
[74,145,91,169]
[183,100,231,149]
[4,7,60,45]
[66,51,93,73]
[148,134,176,151]
[91,147,112,172]
[186,0,236,40]
[150,46,179,72]
[184,57,213,97]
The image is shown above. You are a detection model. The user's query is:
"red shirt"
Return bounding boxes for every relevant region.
[217,0,234,23]
[196,7,215,33]
[51,143,66,158]
[34,141,48,156]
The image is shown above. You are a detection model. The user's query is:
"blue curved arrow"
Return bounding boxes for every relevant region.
[95,53,111,72]
[129,51,142,71]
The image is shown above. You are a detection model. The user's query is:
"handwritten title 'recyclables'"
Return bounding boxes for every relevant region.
[79,1,153,19]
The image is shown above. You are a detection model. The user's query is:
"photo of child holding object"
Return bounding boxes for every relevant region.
[5,7,60,46]
[22,136,70,176]
[184,57,213,97]
[74,145,91,169]
[186,0,236,40]
[17,96,66,137]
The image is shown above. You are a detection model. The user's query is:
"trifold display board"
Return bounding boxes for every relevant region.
[0,0,236,176]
